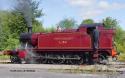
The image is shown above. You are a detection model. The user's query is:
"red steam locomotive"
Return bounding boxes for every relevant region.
[5,23,117,64]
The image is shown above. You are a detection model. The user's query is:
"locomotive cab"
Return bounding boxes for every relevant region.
[79,23,102,49]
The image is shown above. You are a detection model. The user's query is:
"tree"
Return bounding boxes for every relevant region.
[6,13,27,37]
[44,26,55,32]
[81,19,94,25]
[103,17,118,29]
[15,0,43,28]
[57,18,77,29]
[0,11,10,50]
[4,35,19,50]
[32,20,44,32]
[115,27,125,53]
[0,18,3,50]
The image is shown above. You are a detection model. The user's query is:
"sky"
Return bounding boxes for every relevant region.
[0,0,125,30]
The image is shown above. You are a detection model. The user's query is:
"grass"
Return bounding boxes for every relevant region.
[117,53,125,62]
[0,55,10,63]
[0,55,10,60]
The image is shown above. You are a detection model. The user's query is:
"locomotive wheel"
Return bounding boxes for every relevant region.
[10,55,21,64]
[37,54,47,64]
[112,57,117,61]
[51,55,65,64]
[46,54,53,64]
[98,54,108,64]
[69,55,83,65]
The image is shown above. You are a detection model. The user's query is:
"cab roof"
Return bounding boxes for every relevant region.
[79,23,103,28]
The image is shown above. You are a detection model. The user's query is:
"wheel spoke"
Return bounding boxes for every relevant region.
[51,55,64,64]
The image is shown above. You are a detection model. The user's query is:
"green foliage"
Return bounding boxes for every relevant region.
[44,26,56,32]
[115,27,125,53]
[103,17,118,29]
[118,53,125,61]
[0,12,20,50]
[0,22,4,50]
[0,11,10,50]
[32,22,44,33]
[0,55,10,60]
[4,36,19,50]
[57,18,77,29]
[30,0,44,18]
[81,19,94,24]
[6,12,27,36]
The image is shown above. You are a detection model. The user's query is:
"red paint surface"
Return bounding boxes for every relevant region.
[38,32,91,49]
[99,29,115,49]
[18,50,26,58]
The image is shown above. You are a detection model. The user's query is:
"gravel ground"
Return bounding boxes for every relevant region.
[0,64,125,78]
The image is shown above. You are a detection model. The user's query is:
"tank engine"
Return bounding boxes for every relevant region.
[6,23,117,64]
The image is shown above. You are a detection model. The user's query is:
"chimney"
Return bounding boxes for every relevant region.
[28,26,32,33]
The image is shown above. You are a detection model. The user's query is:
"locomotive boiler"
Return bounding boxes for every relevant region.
[6,23,117,64]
